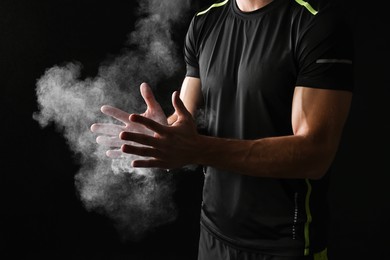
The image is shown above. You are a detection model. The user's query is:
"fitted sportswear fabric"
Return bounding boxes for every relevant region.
[184,0,353,257]
[198,222,328,259]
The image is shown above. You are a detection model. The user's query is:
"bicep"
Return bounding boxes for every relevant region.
[292,86,352,152]
[179,76,203,117]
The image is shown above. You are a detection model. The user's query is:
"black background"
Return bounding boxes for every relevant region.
[1,0,389,259]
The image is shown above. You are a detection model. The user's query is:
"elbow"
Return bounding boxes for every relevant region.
[307,170,327,180]
[298,133,339,180]
[305,150,335,180]
[303,162,329,180]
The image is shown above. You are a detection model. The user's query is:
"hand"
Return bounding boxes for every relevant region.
[90,82,167,158]
[119,90,200,170]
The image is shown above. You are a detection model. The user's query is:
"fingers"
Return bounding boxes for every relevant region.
[120,130,165,163]
[96,135,130,148]
[129,114,167,135]
[106,149,123,158]
[131,159,169,169]
[90,123,124,135]
[120,131,158,147]
[105,149,167,170]
[105,148,150,159]
[100,105,131,124]
[140,82,160,111]
[121,144,161,159]
[105,148,151,159]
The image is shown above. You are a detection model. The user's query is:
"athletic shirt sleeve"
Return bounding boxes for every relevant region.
[184,15,200,78]
[295,2,354,91]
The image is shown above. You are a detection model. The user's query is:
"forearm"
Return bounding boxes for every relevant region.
[193,134,333,179]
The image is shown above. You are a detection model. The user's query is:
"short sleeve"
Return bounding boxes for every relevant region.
[295,4,354,92]
[184,16,200,78]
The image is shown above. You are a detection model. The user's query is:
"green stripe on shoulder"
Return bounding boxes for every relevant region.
[294,0,318,15]
[196,0,230,16]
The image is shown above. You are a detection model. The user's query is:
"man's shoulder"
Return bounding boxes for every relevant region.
[187,0,230,36]
[192,0,230,26]
[195,0,230,17]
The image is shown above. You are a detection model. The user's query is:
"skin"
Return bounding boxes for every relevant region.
[90,83,168,158]
[91,0,353,180]
[235,0,274,12]
[116,79,352,180]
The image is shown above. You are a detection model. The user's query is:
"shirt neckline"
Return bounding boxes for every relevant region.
[231,0,284,19]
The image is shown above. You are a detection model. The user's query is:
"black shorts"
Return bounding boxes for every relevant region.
[197,224,328,260]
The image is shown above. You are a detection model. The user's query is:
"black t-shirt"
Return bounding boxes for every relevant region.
[184,0,353,256]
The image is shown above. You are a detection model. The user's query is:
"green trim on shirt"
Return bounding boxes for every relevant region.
[197,0,230,16]
[304,178,313,255]
[294,0,318,15]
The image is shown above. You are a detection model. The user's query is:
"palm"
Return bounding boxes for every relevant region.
[90,83,167,158]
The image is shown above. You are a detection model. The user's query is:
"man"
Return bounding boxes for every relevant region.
[91,0,353,259]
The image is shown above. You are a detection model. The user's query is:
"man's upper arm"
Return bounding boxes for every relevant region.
[179,76,202,117]
[291,86,352,170]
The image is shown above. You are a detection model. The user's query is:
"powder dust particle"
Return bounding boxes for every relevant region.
[33,0,193,241]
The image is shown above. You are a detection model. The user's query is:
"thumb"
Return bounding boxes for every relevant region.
[140,82,160,110]
[172,91,191,118]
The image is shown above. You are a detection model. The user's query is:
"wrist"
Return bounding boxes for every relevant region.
[192,134,212,166]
